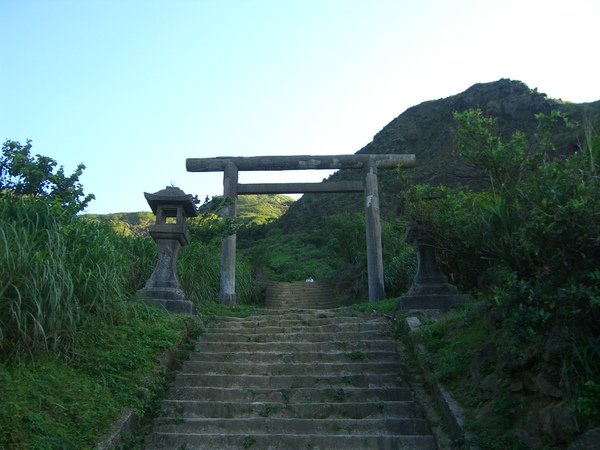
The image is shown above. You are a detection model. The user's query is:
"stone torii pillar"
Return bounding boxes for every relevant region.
[186,154,415,305]
[220,162,238,306]
[363,160,385,301]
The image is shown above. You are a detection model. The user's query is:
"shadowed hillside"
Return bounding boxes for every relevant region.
[280,79,600,231]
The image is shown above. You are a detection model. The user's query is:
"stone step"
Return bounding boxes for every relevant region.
[265,304,339,310]
[266,296,336,302]
[266,285,333,291]
[194,339,398,353]
[265,291,335,297]
[144,433,437,450]
[266,301,338,308]
[211,311,369,321]
[144,309,434,450]
[208,317,387,329]
[180,361,403,376]
[201,330,388,343]
[151,417,431,435]
[188,350,399,363]
[208,310,388,327]
[165,386,412,403]
[174,373,404,389]
[160,401,420,420]
[205,322,387,334]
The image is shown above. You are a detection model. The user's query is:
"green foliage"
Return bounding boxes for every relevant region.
[237,194,294,226]
[408,110,600,329]
[187,194,294,242]
[239,211,414,301]
[406,109,600,440]
[382,219,416,297]
[85,211,155,237]
[453,109,531,195]
[240,213,366,283]
[0,140,94,214]
[178,239,263,306]
[345,297,399,315]
[574,379,600,420]
[417,305,492,384]
[0,198,140,356]
[0,304,198,449]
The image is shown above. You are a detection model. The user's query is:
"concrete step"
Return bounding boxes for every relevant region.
[211,311,367,321]
[207,319,387,333]
[188,350,399,363]
[194,339,399,353]
[210,312,384,321]
[164,386,413,403]
[160,401,419,420]
[144,432,437,450]
[174,373,405,389]
[202,323,387,337]
[266,301,338,307]
[266,297,336,302]
[151,417,431,435]
[180,361,403,376]
[201,330,388,343]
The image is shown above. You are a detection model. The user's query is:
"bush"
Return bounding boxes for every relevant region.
[404,110,600,421]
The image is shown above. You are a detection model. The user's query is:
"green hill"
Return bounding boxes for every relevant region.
[86,194,295,235]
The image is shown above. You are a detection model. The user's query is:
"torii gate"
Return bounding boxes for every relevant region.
[186,154,415,306]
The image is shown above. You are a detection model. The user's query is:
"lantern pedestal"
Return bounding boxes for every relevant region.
[396,226,468,312]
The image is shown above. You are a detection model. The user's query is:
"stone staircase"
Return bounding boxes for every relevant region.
[265,282,337,309]
[143,309,436,449]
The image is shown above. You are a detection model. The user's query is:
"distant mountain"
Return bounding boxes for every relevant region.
[280,79,600,229]
[87,194,295,235]
[236,194,295,226]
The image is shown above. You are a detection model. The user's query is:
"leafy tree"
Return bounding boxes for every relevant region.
[0,139,94,213]
[453,109,530,195]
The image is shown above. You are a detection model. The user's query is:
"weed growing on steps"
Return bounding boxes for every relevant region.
[331,421,343,432]
[324,388,346,403]
[258,403,279,417]
[346,350,366,361]
[341,376,361,387]
[280,388,292,405]
[243,435,256,448]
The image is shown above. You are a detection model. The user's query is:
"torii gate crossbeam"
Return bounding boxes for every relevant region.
[186,154,415,306]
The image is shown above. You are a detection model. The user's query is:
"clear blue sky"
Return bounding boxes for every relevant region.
[2,0,599,214]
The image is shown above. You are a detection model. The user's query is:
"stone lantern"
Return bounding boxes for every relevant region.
[137,186,198,314]
[396,224,467,311]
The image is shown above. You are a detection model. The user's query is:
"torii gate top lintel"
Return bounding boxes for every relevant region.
[186,153,415,306]
[186,154,415,172]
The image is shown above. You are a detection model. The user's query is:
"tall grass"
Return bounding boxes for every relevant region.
[0,199,79,355]
[0,198,156,357]
[0,196,265,357]
[178,240,264,305]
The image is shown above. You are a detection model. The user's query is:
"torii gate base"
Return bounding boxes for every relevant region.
[186,154,415,306]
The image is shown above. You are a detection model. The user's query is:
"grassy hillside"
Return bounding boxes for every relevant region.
[87,194,294,235]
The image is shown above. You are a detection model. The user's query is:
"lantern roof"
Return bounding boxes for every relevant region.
[143,186,198,217]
